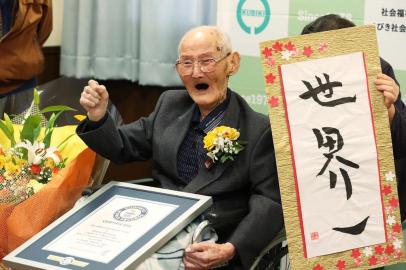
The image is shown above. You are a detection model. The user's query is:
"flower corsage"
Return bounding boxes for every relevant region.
[203,126,246,164]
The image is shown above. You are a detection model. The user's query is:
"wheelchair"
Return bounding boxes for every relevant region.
[249,230,289,270]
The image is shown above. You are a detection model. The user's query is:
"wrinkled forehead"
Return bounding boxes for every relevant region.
[179,30,222,57]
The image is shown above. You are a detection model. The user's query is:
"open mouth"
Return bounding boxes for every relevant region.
[195,83,209,90]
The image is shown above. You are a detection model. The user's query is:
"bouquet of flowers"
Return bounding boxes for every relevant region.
[0,89,96,262]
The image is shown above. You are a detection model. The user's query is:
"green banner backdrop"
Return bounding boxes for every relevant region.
[217,0,406,114]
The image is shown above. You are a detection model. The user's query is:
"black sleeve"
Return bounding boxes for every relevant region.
[76,92,167,164]
[76,113,108,132]
[380,57,399,87]
[380,57,406,158]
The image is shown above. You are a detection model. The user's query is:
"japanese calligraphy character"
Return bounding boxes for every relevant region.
[333,216,370,235]
[313,127,368,235]
[299,73,356,107]
[313,127,360,200]
[390,9,397,17]
[397,9,405,18]
[382,8,388,16]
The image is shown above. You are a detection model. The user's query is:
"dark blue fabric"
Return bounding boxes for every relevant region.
[83,113,109,130]
[0,0,13,34]
[177,91,230,183]
[0,78,37,98]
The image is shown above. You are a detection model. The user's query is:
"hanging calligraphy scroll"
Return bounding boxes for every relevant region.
[260,25,405,269]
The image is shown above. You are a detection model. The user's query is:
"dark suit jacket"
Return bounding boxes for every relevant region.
[381,58,406,221]
[77,89,284,269]
[381,58,406,159]
[391,93,406,220]
[391,95,406,160]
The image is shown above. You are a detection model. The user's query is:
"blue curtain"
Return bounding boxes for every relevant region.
[60,0,217,86]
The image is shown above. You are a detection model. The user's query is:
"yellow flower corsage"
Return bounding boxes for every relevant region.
[203,126,246,164]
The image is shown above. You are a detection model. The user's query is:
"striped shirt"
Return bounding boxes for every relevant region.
[177,91,230,183]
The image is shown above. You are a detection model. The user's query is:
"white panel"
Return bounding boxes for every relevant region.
[281,52,385,258]
[217,0,290,56]
[364,1,406,70]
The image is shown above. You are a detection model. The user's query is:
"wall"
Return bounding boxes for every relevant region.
[38,0,166,182]
[44,0,64,47]
[38,0,64,84]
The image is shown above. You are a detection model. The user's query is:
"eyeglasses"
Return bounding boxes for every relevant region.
[175,52,231,76]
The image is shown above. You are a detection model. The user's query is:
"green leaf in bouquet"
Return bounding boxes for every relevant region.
[220,154,234,163]
[4,113,14,133]
[20,115,42,143]
[40,105,76,114]
[42,131,53,149]
[33,88,40,105]
[47,110,63,129]
[2,113,16,146]
[43,110,66,148]
[43,112,57,148]
[0,119,16,146]
[33,122,42,142]
[19,147,28,160]
[57,133,75,150]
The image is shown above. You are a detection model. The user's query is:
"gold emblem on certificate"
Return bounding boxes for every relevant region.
[113,206,148,222]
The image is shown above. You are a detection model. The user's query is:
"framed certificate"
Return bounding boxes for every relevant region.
[3,181,212,270]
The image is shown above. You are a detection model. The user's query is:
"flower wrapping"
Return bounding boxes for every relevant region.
[0,126,95,259]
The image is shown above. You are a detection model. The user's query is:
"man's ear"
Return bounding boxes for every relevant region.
[228,52,241,76]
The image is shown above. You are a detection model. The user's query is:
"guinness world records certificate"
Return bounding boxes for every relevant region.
[44,196,178,263]
[4,181,212,270]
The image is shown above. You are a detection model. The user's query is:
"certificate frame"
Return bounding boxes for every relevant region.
[4,181,213,270]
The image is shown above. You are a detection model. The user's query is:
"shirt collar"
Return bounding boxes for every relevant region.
[191,89,230,131]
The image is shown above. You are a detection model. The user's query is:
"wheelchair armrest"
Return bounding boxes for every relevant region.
[191,220,216,243]
[127,178,156,185]
[249,228,288,270]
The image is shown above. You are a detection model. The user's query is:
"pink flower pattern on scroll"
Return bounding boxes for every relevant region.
[265,73,276,84]
[313,171,403,270]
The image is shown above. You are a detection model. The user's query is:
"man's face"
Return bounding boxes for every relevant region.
[177,30,237,114]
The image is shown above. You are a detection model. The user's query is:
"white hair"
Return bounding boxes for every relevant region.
[177,26,232,57]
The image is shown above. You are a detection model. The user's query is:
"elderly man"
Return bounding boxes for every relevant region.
[77,26,283,269]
